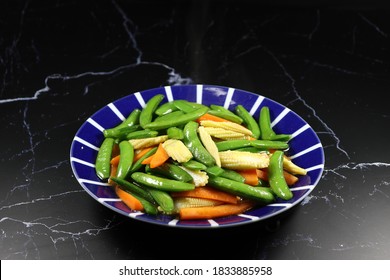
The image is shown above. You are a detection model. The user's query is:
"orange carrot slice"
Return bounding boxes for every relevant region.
[171,186,238,204]
[115,185,144,211]
[179,200,255,220]
[256,168,298,186]
[110,155,120,166]
[237,169,259,186]
[141,154,154,165]
[133,147,153,162]
[108,164,118,187]
[149,143,169,168]
[256,169,268,181]
[283,171,299,185]
[196,113,230,123]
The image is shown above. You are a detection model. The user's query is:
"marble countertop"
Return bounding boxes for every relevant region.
[1,0,389,260]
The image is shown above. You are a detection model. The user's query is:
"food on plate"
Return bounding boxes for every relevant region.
[95,95,307,220]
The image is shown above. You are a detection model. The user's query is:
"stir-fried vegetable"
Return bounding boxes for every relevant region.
[95,97,308,220]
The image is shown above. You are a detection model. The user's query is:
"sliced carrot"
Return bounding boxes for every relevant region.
[108,164,118,187]
[171,186,238,204]
[256,168,298,186]
[133,147,153,162]
[283,171,299,185]
[141,154,154,165]
[256,169,268,181]
[237,169,259,186]
[149,143,170,168]
[115,185,144,211]
[196,113,230,123]
[111,143,120,158]
[110,155,121,166]
[179,200,255,220]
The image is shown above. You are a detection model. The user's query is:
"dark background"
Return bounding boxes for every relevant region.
[1,0,389,259]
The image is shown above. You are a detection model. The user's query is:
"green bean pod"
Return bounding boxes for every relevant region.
[131,192,159,215]
[116,141,134,179]
[216,139,289,151]
[154,110,185,122]
[181,160,207,170]
[143,107,208,130]
[103,125,140,140]
[112,108,141,130]
[260,106,291,142]
[205,165,225,177]
[220,169,246,183]
[147,162,193,182]
[236,146,267,153]
[268,150,293,200]
[140,94,165,129]
[126,129,159,140]
[131,172,195,192]
[95,137,115,180]
[155,101,179,116]
[209,105,243,124]
[110,177,155,203]
[183,121,216,167]
[207,176,275,204]
[129,146,158,173]
[147,188,174,213]
[167,127,184,140]
[235,105,261,139]
[174,100,208,113]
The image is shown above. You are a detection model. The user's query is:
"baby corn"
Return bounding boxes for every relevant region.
[179,166,209,187]
[174,197,223,210]
[283,156,307,175]
[200,120,253,136]
[129,135,168,149]
[203,127,252,140]
[198,126,221,167]
[219,150,270,170]
[162,139,193,163]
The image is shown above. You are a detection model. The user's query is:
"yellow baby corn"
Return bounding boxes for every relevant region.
[283,156,307,175]
[198,126,221,167]
[219,150,270,170]
[203,127,252,140]
[200,120,253,136]
[179,166,209,187]
[162,139,193,163]
[174,197,223,210]
[129,135,168,149]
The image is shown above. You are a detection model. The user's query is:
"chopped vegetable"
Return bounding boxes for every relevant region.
[198,126,221,167]
[129,135,168,149]
[162,139,193,163]
[133,147,154,162]
[203,127,251,140]
[174,197,223,210]
[269,151,293,200]
[179,166,209,187]
[219,150,269,170]
[115,185,144,211]
[171,186,238,204]
[196,113,231,123]
[283,156,307,175]
[236,169,259,186]
[148,143,169,168]
[179,200,256,220]
[200,120,253,136]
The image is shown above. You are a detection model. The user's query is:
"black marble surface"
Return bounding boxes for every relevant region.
[1,0,390,260]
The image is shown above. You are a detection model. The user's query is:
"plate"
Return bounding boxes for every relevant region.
[70,84,325,228]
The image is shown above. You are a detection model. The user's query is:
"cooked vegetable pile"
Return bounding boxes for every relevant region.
[95,94,307,220]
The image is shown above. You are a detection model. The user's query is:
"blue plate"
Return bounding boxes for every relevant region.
[70,85,325,228]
